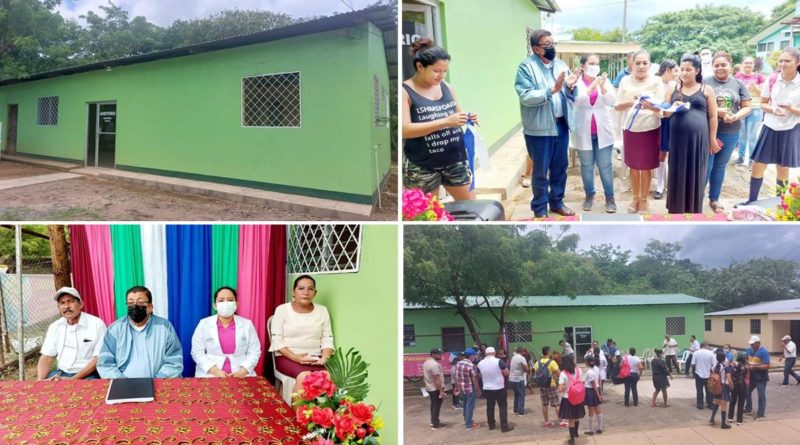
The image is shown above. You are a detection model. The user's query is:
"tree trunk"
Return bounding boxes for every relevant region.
[0,275,6,367]
[48,225,71,290]
[454,298,482,347]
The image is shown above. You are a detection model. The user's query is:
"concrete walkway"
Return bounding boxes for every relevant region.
[0,172,82,191]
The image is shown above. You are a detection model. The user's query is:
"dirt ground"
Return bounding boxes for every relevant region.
[0,163,398,221]
[404,371,800,445]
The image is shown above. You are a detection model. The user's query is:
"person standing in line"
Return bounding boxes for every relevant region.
[709,350,733,429]
[651,348,672,407]
[423,348,447,429]
[602,339,618,381]
[734,56,766,165]
[612,52,635,161]
[452,348,482,430]
[744,336,770,420]
[477,347,514,433]
[622,347,643,407]
[582,355,604,436]
[728,353,749,425]
[509,346,530,415]
[655,59,678,200]
[662,334,679,373]
[450,351,464,409]
[692,342,717,410]
[534,346,563,428]
[779,335,800,385]
[685,335,700,375]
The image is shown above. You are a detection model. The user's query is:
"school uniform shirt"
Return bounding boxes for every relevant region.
[625,355,641,374]
[784,341,797,358]
[689,340,701,353]
[583,365,600,388]
[191,314,262,377]
[558,367,582,399]
[477,356,507,391]
[572,77,617,150]
[761,72,800,131]
[40,312,107,374]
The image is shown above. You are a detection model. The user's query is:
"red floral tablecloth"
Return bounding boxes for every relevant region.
[0,377,305,444]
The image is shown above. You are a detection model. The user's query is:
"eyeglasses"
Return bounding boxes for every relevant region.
[535,43,557,49]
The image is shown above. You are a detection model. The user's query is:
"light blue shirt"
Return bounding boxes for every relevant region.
[98,315,183,378]
[122,327,152,378]
[542,61,565,118]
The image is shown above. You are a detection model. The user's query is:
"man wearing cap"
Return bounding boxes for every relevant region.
[452,348,482,430]
[779,335,800,386]
[477,346,514,433]
[37,287,107,380]
[743,336,770,419]
[423,347,447,429]
[97,285,183,378]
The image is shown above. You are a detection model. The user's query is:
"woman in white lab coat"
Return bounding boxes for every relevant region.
[191,287,261,378]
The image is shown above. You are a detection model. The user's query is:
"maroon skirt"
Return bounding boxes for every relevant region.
[623,127,661,170]
[275,355,325,378]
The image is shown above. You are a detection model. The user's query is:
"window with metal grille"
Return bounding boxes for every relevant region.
[242,72,300,127]
[750,319,761,334]
[404,324,416,347]
[725,319,733,333]
[287,225,361,274]
[705,319,711,332]
[505,321,532,343]
[665,316,685,336]
[36,96,59,126]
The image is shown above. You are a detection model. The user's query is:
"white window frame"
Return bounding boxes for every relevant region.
[241,71,302,129]
[287,224,362,275]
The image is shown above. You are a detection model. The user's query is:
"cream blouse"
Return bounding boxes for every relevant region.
[616,74,665,133]
[269,302,334,356]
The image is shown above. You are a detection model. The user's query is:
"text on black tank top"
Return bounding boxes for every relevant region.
[403,82,467,168]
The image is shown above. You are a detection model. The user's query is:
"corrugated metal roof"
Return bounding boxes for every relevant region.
[405,294,710,309]
[705,299,800,316]
[530,0,560,13]
[0,5,396,86]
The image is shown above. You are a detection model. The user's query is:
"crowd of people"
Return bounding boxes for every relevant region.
[37,275,332,398]
[402,30,800,217]
[420,332,800,443]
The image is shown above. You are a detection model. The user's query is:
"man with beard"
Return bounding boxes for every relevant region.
[97,285,183,378]
[37,287,107,380]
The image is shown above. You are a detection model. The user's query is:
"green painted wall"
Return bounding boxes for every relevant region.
[438,0,542,152]
[367,22,393,186]
[405,303,707,357]
[0,24,390,203]
[289,225,398,444]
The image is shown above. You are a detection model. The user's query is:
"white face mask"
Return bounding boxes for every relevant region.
[216,301,237,317]
[586,65,601,78]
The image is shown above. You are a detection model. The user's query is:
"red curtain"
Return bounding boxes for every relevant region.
[69,225,116,325]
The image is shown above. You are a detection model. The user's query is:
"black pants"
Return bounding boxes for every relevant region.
[665,355,679,373]
[684,353,694,374]
[623,373,639,406]
[694,373,714,408]
[428,390,443,427]
[728,382,747,423]
[484,388,509,429]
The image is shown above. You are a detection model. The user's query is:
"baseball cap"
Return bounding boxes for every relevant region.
[485,346,496,354]
[464,348,477,356]
[782,335,792,341]
[748,335,761,344]
[54,286,82,302]
[430,347,443,355]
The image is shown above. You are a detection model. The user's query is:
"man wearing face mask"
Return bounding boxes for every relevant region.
[97,285,183,378]
[699,48,714,78]
[190,287,262,378]
[515,28,579,218]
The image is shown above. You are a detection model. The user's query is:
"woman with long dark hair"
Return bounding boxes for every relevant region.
[655,59,678,200]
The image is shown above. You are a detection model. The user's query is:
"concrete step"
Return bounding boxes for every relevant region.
[0,154,82,172]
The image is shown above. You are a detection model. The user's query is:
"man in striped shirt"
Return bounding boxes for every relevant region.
[452,348,482,430]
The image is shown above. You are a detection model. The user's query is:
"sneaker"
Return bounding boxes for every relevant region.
[453,405,463,410]
[722,423,731,429]
[544,421,554,428]
[466,423,481,430]
[520,176,531,188]
[431,422,446,430]
[754,416,765,421]
[583,196,594,212]
[595,429,603,434]
[584,431,594,436]
[736,422,742,426]
[734,157,744,165]
[501,426,515,433]
[744,411,754,416]
[605,197,617,213]
[654,190,663,200]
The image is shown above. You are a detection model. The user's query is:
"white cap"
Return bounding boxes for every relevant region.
[54,286,82,302]
[782,335,792,341]
[748,335,761,345]
[485,347,496,354]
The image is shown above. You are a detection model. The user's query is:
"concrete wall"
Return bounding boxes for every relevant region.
[705,314,786,352]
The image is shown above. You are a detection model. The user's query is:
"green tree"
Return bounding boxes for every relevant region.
[161,9,295,49]
[694,258,800,312]
[0,225,53,270]
[79,2,163,61]
[572,27,623,42]
[769,0,795,22]
[633,6,766,63]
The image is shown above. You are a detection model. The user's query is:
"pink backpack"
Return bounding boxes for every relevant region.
[566,368,586,405]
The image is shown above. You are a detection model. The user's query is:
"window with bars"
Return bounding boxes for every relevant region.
[505,321,532,343]
[287,225,361,274]
[725,319,733,333]
[665,316,686,336]
[242,72,300,127]
[404,324,416,347]
[705,319,711,332]
[37,96,59,126]
[750,319,761,334]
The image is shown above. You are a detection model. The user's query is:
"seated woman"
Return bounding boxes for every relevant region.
[191,286,261,377]
[269,275,334,395]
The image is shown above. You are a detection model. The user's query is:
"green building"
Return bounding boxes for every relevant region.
[0,7,394,205]
[404,295,709,360]
[401,0,560,152]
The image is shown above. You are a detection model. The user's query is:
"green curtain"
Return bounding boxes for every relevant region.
[110,225,144,319]
[211,225,240,313]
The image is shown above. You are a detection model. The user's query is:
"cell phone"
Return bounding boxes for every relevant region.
[779,103,792,108]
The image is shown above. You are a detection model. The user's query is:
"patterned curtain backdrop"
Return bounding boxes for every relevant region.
[211,225,240,314]
[141,224,169,318]
[110,225,144,319]
[69,225,116,325]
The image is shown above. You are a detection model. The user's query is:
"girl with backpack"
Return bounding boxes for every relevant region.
[739,47,800,206]
[709,350,733,429]
[583,355,604,436]
[621,347,644,406]
[557,355,585,445]
[727,353,749,425]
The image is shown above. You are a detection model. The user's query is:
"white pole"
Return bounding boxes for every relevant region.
[374,145,383,209]
[622,0,628,43]
[15,225,23,381]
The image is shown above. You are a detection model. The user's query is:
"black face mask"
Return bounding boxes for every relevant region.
[127,305,148,323]
[543,47,556,62]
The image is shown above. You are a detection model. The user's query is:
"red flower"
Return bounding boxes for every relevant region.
[295,407,309,425]
[310,406,335,429]
[310,438,334,445]
[349,402,375,425]
[301,371,336,401]
[334,414,356,442]
[356,427,368,439]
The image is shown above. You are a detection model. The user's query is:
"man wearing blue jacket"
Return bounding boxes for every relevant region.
[97,285,183,378]
[515,29,579,217]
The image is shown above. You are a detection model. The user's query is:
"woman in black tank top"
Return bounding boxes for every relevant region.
[402,38,478,200]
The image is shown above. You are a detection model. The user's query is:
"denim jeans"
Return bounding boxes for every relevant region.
[524,118,570,216]
[46,369,100,380]
[510,380,526,414]
[744,380,767,417]
[577,136,614,198]
[694,373,714,408]
[623,373,639,406]
[428,390,443,426]
[461,391,477,428]
[706,132,739,201]
[738,108,763,160]
[783,357,800,384]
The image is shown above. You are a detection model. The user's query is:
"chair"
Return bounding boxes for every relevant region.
[267,316,296,404]
[676,350,690,373]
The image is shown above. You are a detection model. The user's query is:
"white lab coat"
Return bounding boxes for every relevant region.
[571,77,617,151]
[191,314,262,377]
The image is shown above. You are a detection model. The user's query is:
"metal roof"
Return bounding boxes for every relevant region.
[747,10,794,45]
[705,299,800,316]
[405,294,710,309]
[530,0,561,13]
[0,5,396,87]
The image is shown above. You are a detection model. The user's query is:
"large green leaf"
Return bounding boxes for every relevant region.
[325,347,370,401]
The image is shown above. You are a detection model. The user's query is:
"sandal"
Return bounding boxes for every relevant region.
[520,175,531,188]
[709,201,725,214]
